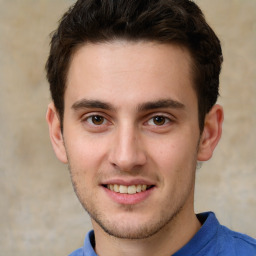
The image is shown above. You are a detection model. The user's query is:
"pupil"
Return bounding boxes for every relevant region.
[154,116,165,125]
[92,116,103,125]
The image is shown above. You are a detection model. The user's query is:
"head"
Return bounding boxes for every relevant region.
[46,0,223,133]
[46,0,224,243]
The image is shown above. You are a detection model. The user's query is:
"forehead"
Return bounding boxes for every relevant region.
[65,41,196,109]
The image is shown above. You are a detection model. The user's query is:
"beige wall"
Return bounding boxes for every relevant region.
[0,0,255,255]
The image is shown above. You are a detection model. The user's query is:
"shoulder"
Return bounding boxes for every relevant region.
[68,248,83,256]
[219,225,256,255]
[194,212,256,256]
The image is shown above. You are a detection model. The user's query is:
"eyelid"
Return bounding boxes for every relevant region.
[81,110,109,119]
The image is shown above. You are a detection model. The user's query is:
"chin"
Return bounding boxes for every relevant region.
[91,209,179,240]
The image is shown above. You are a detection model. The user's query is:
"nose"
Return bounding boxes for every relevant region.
[108,124,147,172]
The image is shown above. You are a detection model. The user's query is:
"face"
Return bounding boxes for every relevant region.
[49,41,212,239]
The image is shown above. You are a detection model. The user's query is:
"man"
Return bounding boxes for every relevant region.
[45,0,256,255]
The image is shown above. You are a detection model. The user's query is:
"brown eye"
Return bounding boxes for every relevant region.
[153,116,166,126]
[88,115,105,125]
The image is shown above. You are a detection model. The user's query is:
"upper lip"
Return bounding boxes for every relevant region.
[101,178,156,186]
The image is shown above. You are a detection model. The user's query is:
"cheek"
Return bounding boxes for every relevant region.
[151,137,195,160]
[147,131,199,174]
[64,135,108,182]
[65,129,108,161]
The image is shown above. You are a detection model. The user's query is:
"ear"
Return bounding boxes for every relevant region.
[46,102,68,164]
[197,104,224,161]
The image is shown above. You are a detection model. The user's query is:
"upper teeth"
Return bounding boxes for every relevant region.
[107,184,148,194]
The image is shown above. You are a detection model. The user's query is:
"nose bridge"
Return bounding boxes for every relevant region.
[109,121,146,171]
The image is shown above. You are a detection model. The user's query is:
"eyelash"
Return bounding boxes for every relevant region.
[84,114,110,126]
[145,115,172,126]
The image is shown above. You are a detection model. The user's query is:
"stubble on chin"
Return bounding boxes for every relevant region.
[87,199,185,240]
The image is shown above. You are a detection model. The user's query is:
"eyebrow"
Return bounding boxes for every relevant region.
[71,98,185,112]
[137,99,185,112]
[72,99,114,111]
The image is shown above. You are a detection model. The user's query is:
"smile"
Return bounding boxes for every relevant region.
[106,184,153,194]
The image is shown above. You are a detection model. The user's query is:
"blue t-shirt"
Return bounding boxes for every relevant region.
[69,212,256,256]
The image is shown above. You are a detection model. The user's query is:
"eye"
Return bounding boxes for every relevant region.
[87,115,106,125]
[147,116,171,126]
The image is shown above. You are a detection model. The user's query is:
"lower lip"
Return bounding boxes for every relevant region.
[102,186,154,205]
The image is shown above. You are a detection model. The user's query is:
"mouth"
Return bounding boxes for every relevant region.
[103,184,155,194]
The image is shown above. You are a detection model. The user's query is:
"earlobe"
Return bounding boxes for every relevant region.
[46,102,68,164]
[197,104,224,161]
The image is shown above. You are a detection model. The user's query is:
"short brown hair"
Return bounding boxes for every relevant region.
[46,0,223,132]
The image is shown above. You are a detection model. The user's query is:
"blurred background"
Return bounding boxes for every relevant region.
[0,0,255,255]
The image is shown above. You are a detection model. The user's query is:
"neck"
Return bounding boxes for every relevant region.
[92,208,201,256]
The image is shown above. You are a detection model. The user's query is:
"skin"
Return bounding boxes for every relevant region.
[47,41,223,256]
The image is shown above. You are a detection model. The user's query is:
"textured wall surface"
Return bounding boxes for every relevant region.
[0,0,255,255]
